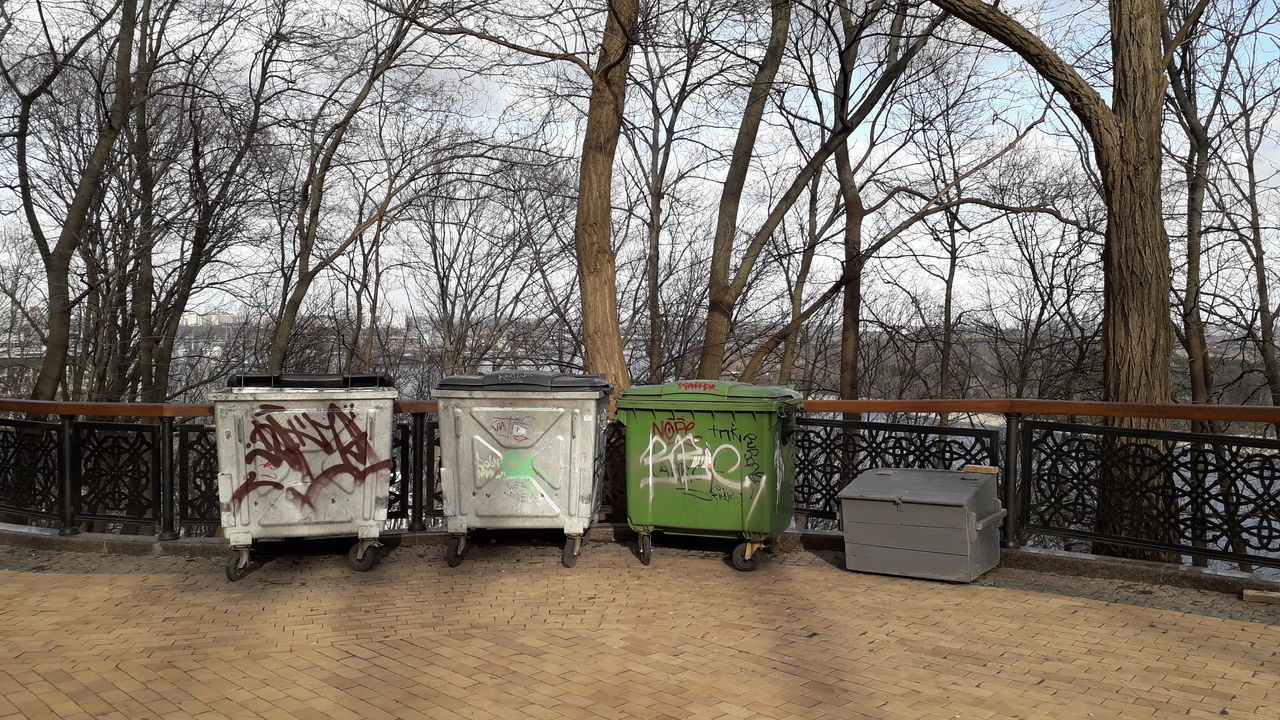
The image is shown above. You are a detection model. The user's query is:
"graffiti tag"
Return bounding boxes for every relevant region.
[492,415,533,442]
[641,432,742,501]
[231,403,390,511]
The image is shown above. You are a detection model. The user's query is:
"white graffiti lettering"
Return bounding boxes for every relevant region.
[641,432,743,502]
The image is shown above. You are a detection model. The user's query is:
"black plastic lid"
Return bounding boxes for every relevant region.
[226,373,395,389]
[434,369,610,394]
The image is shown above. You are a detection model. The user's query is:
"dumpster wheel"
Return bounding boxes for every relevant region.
[731,542,761,572]
[637,533,653,566]
[347,541,381,572]
[446,535,466,567]
[225,548,250,582]
[562,535,583,568]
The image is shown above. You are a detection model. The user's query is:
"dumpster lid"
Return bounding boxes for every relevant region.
[434,369,610,393]
[836,467,992,507]
[226,373,395,389]
[617,381,802,407]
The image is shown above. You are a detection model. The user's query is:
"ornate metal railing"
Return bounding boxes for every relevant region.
[793,418,1000,522]
[1020,420,1280,570]
[3,396,1280,573]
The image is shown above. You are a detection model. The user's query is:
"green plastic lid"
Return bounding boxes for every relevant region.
[617,380,803,410]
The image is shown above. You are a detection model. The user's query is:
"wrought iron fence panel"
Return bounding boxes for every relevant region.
[388,421,411,520]
[0,419,60,519]
[426,420,442,517]
[600,419,627,522]
[77,421,158,525]
[793,418,1000,521]
[177,424,219,531]
[1021,420,1280,570]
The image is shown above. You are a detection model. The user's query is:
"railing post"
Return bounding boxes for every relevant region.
[1001,412,1021,549]
[58,415,79,535]
[408,412,427,532]
[157,417,179,540]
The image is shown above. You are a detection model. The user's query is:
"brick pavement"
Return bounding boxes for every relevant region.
[0,541,1277,720]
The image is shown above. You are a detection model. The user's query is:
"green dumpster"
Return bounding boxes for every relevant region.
[618,381,803,571]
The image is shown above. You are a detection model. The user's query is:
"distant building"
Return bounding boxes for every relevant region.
[180,312,239,327]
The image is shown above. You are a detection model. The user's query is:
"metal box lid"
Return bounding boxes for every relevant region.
[836,467,997,508]
[617,380,803,411]
[226,373,395,389]
[434,369,610,394]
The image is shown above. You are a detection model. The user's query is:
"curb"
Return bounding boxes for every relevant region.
[3,521,1277,595]
[999,546,1280,595]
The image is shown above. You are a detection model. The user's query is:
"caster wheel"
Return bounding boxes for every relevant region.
[562,536,581,568]
[225,550,249,582]
[638,534,652,566]
[347,543,379,572]
[446,536,466,567]
[731,543,759,572]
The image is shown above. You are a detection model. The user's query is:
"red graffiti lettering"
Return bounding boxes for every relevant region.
[231,403,391,511]
[651,417,696,441]
[676,381,717,391]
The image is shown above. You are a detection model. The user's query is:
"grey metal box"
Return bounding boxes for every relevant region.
[837,467,1006,582]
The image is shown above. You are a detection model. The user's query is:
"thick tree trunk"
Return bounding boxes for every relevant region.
[696,0,791,379]
[1093,0,1176,562]
[932,0,1175,561]
[131,5,161,402]
[267,284,308,372]
[1180,148,1215,421]
[575,0,639,394]
[1098,0,1173,414]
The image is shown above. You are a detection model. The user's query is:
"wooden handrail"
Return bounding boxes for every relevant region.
[0,399,213,418]
[0,398,442,418]
[3,396,1279,424]
[394,400,439,414]
[803,398,1280,423]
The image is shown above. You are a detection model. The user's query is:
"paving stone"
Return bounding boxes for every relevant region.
[0,543,1276,719]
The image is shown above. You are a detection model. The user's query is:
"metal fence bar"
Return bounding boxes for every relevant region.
[74,420,159,526]
[176,424,219,528]
[157,418,179,540]
[0,419,60,521]
[58,416,78,535]
[1002,412,1021,549]
[409,412,427,531]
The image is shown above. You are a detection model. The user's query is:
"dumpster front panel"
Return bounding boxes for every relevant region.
[624,408,747,535]
[463,405,569,520]
[622,382,802,541]
[434,388,609,536]
[213,390,396,545]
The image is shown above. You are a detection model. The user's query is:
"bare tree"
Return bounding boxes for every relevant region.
[2,0,134,399]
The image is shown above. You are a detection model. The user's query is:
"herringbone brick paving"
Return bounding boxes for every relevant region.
[0,541,1276,719]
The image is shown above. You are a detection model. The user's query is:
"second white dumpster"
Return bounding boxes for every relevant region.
[433,370,611,568]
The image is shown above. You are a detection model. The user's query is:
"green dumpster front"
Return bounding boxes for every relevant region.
[618,380,803,570]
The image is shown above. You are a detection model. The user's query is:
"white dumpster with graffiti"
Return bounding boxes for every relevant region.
[211,375,397,580]
[433,371,610,568]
